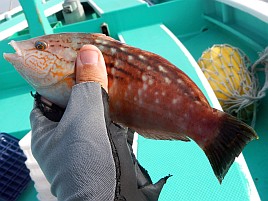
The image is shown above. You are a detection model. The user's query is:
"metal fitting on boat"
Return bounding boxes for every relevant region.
[62,0,86,24]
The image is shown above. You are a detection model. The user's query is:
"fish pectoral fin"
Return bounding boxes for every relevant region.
[134,128,190,141]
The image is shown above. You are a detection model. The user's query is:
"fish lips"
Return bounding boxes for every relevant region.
[3,40,23,63]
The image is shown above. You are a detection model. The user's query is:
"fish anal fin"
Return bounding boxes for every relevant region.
[133,128,190,141]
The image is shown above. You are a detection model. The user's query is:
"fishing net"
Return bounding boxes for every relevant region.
[198,44,268,127]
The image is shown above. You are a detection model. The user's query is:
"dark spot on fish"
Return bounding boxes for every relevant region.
[115,76,124,80]
[194,96,201,102]
[110,75,124,81]
[50,45,55,47]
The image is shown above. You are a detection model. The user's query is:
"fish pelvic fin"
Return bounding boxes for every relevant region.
[203,111,258,183]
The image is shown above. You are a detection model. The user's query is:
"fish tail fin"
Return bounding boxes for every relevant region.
[202,111,258,183]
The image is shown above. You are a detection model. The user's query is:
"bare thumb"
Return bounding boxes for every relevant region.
[76,45,108,92]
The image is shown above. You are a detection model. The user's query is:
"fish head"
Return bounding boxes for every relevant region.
[3,33,84,107]
[4,34,78,88]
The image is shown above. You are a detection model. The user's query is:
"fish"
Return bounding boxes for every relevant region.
[3,33,258,183]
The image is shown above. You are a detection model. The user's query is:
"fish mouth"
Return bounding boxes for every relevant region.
[3,40,23,62]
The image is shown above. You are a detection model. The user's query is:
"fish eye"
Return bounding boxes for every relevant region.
[35,41,48,51]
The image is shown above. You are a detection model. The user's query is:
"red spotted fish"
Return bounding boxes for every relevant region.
[3,33,258,183]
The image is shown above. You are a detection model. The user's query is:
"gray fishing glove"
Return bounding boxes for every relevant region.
[30,82,170,201]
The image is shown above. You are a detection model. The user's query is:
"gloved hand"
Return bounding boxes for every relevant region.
[30,45,170,201]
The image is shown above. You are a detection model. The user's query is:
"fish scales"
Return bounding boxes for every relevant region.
[94,37,212,138]
[3,33,258,183]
